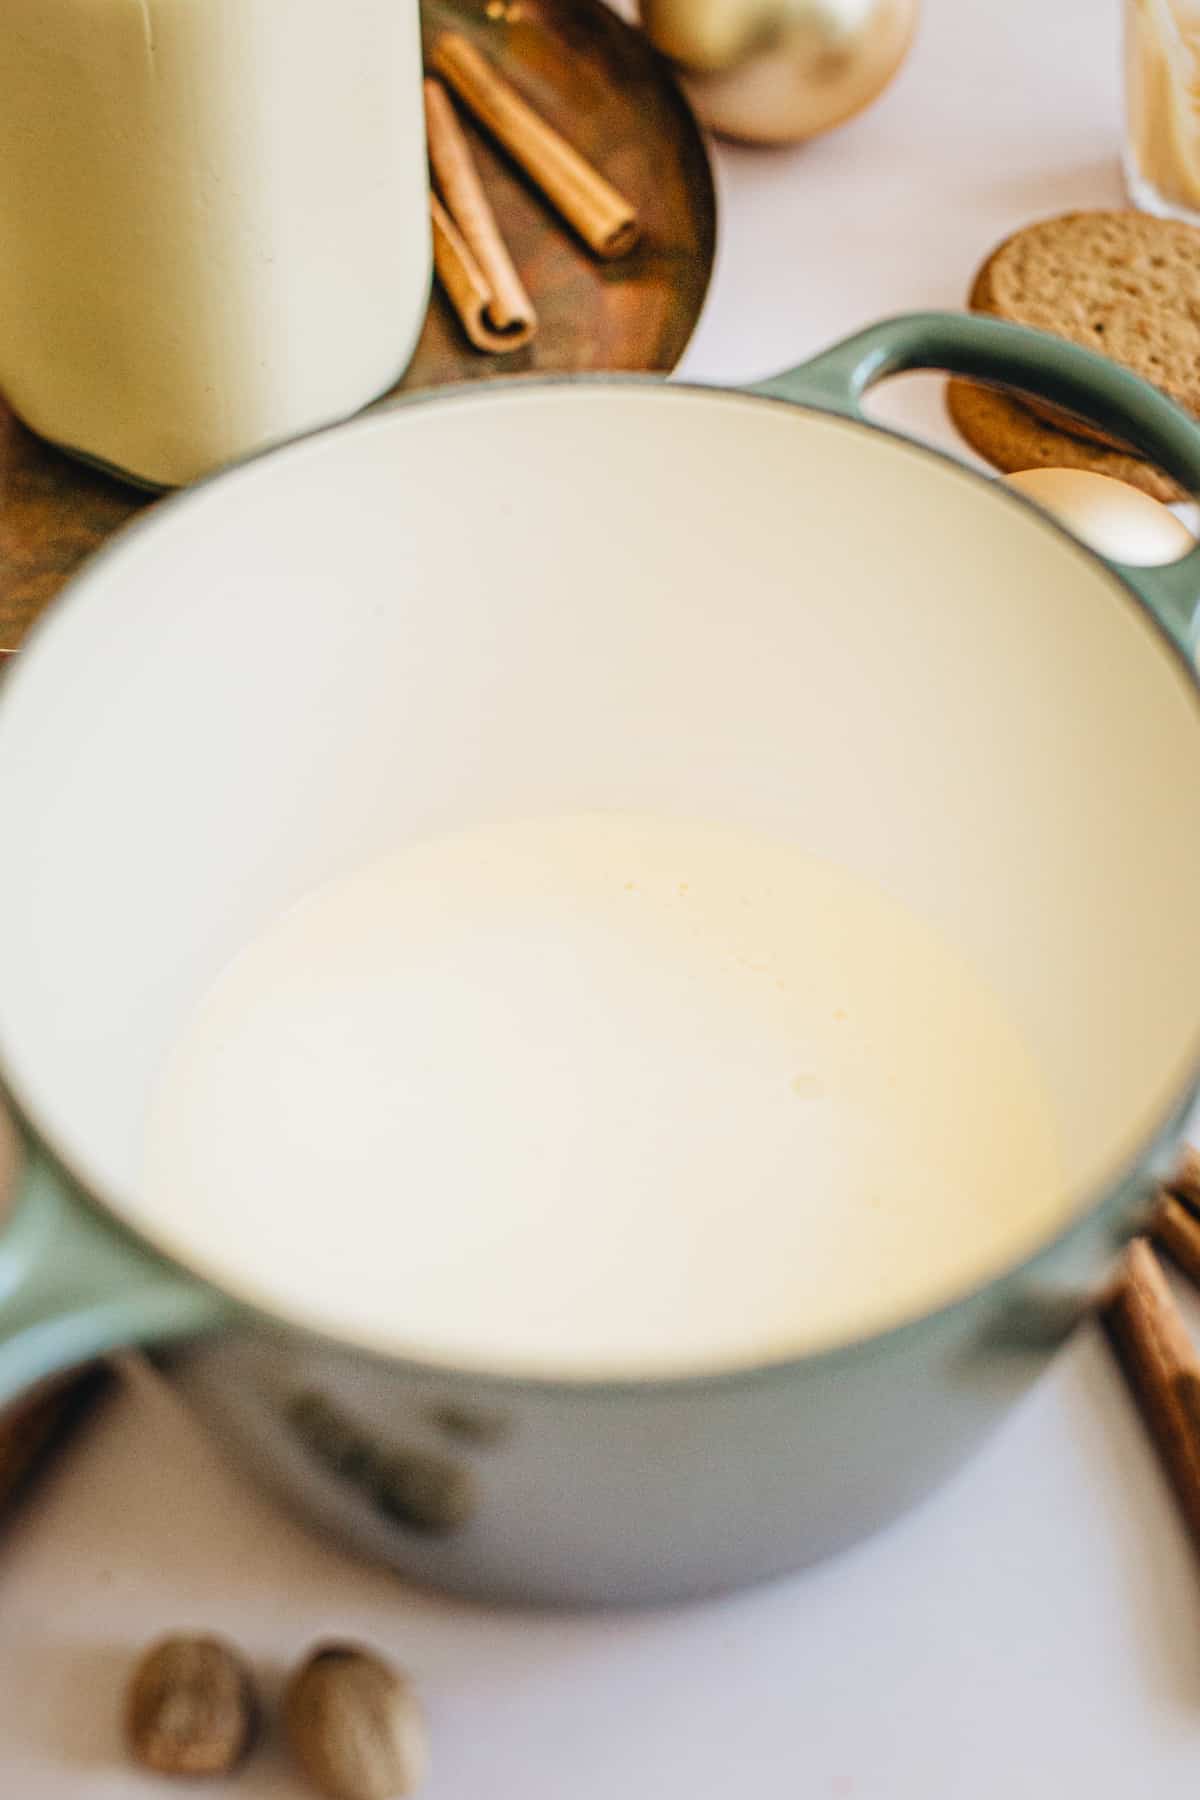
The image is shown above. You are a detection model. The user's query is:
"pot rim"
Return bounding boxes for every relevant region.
[2,366,1199,1395]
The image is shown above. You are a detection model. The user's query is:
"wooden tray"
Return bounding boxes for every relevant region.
[0,0,715,654]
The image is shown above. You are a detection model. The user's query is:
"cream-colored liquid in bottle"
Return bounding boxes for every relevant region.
[143,814,1067,1378]
[0,0,431,487]
[1126,0,1200,216]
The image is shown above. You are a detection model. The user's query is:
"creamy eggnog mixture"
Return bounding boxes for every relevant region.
[143,815,1066,1376]
[0,0,430,486]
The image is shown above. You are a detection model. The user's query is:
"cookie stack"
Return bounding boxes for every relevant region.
[947,210,1200,503]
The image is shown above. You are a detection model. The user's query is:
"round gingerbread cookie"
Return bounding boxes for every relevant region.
[970,209,1200,419]
[946,378,1185,504]
[967,254,1122,450]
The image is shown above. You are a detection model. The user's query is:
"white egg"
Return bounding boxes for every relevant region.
[1003,468,1195,567]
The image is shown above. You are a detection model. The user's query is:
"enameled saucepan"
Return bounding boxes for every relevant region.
[1,313,1199,1607]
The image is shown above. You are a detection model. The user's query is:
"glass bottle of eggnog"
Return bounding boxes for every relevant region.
[0,0,431,488]
[1125,0,1200,222]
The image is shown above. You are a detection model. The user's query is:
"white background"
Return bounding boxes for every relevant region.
[7,0,1200,1794]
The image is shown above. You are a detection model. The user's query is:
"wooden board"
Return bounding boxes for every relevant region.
[0,1114,111,1522]
[0,0,715,653]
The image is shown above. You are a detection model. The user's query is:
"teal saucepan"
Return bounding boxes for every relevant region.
[0,313,1198,1605]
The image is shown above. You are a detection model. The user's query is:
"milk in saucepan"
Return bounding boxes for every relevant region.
[143,814,1065,1376]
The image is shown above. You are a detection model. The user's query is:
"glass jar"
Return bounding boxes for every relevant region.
[1125,0,1200,223]
[0,0,431,489]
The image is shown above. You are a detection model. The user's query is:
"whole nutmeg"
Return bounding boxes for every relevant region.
[284,1642,429,1800]
[125,1634,258,1776]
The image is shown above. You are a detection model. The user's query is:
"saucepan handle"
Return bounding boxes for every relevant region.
[0,1130,227,1406]
[755,311,1200,655]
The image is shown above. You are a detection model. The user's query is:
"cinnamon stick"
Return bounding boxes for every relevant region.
[424,78,536,351]
[1103,1237,1200,1554]
[430,32,640,260]
[1167,1145,1200,1218]
[1152,1191,1200,1291]
[1177,1367,1200,1444]
[429,196,525,356]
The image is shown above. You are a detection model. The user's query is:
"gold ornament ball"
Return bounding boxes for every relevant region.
[642,0,920,146]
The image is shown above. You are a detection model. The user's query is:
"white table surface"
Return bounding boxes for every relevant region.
[8,0,1200,1793]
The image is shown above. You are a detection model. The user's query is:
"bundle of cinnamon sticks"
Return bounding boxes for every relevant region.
[1104,1149,1200,1550]
[424,31,640,355]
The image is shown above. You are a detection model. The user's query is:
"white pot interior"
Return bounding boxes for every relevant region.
[1,383,1199,1360]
